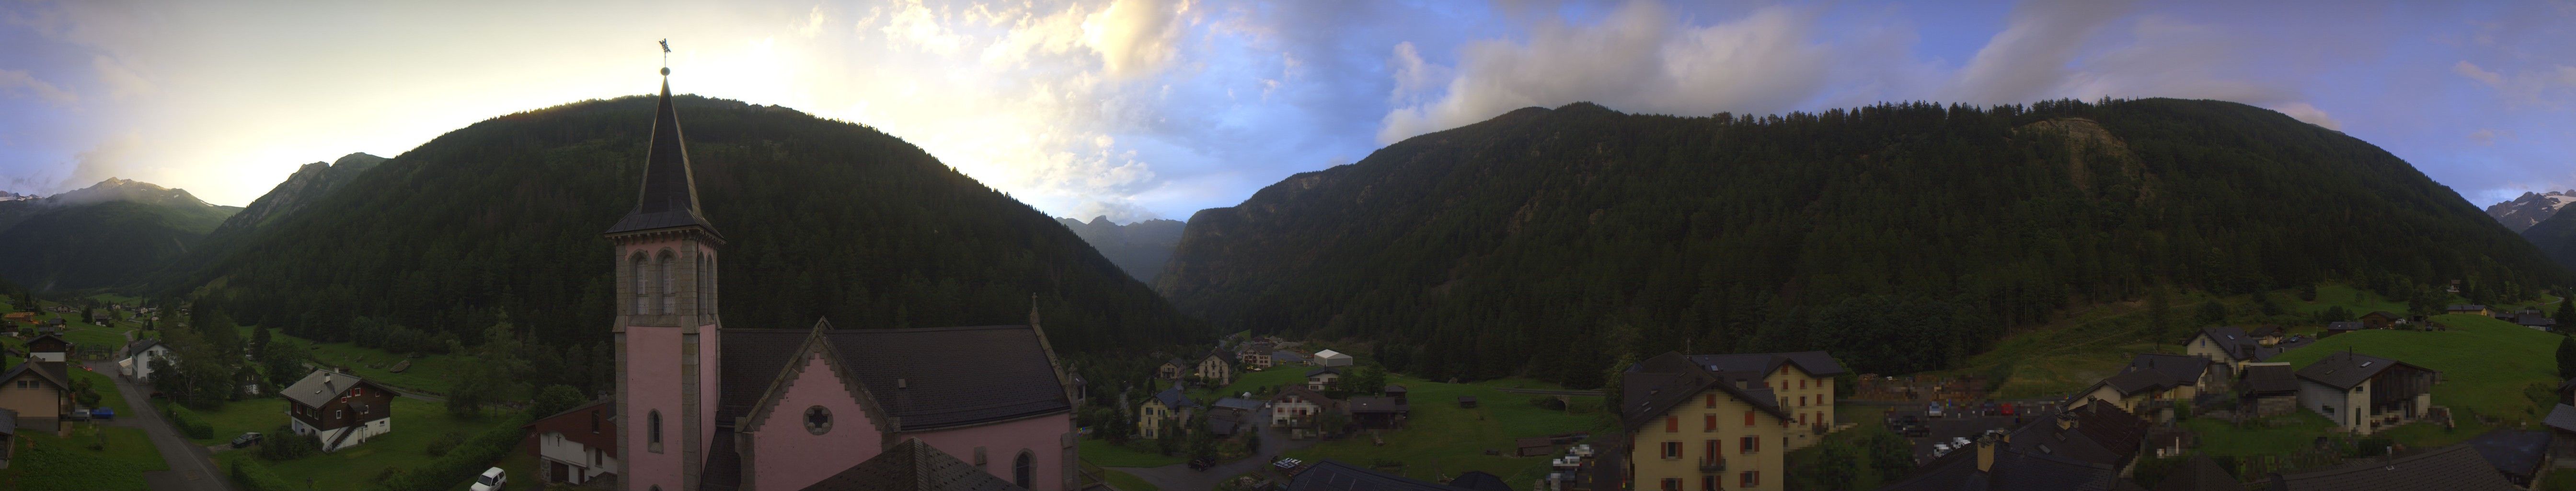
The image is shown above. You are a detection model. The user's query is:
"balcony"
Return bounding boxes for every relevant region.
[1699,458,1727,473]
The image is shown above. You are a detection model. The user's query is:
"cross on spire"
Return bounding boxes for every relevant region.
[658,39,671,76]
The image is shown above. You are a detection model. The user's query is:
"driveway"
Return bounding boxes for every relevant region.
[90,360,231,491]
[1109,418,1316,491]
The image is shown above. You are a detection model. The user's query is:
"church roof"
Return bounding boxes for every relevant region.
[603,77,722,239]
[722,324,1073,433]
[797,438,1027,491]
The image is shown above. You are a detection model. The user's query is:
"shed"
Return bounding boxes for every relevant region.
[1457,396,1476,409]
[1515,436,1556,456]
[1385,385,1408,404]
[1314,350,1353,367]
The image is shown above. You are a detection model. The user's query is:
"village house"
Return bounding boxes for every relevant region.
[284,369,396,451]
[1272,350,1309,367]
[2296,351,2437,435]
[1138,386,1196,440]
[2463,428,2550,488]
[522,398,619,486]
[1312,349,1353,367]
[1159,358,1187,380]
[1681,351,1848,450]
[23,334,69,363]
[2324,321,2365,337]
[2185,326,2312,368]
[2358,310,2402,329]
[2263,443,2519,491]
[0,362,69,434]
[1305,367,1342,391]
[2514,309,2558,330]
[2002,401,2149,477]
[2448,304,2493,316]
[1347,396,1407,430]
[2543,404,2576,468]
[2068,353,2219,414]
[1238,349,1274,371]
[118,338,171,381]
[2235,362,2300,417]
[602,73,1084,491]
[1616,351,1794,491]
[1196,349,1236,386]
[1208,397,1263,439]
[0,312,30,328]
[1268,385,1341,440]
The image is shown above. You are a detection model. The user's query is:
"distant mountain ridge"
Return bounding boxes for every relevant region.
[1055,216,1184,281]
[0,177,237,291]
[2488,189,2576,232]
[212,152,386,236]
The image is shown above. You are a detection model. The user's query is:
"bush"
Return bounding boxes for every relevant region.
[161,402,215,440]
[424,431,467,457]
[364,412,532,491]
[230,458,298,491]
[257,425,322,461]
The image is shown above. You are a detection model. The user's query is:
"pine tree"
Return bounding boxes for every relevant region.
[2556,299,2574,330]
[2557,336,2576,380]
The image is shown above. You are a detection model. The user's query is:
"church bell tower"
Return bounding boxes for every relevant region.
[605,53,725,491]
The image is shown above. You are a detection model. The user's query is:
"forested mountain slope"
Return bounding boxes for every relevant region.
[170,94,1206,358]
[0,178,237,292]
[1056,216,1185,281]
[1158,98,2568,386]
[2520,204,2576,271]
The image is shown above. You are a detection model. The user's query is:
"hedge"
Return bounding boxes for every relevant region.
[161,402,215,439]
[365,412,533,491]
[230,458,298,491]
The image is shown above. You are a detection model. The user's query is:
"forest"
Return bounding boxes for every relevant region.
[1157,98,2573,386]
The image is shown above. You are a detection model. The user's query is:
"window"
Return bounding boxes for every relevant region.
[1666,415,1678,433]
[1799,379,1806,389]
[974,446,989,467]
[1705,439,1721,459]
[632,253,649,315]
[1703,414,1715,432]
[590,411,601,433]
[1744,410,1756,427]
[1704,393,1716,408]
[1660,478,1682,491]
[698,255,714,316]
[649,410,663,445]
[1740,471,1758,488]
[805,406,833,435]
[1661,441,1682,459]
[1798,413,1806,425]
[658,252,676,314]
[1014,451,1035,488]
[1740,436,1758,454]
[1799,396,1807,406]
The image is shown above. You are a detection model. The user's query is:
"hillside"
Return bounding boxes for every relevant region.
[1157,98,2570,386]
[2521,204,2576,271]
[2488,189,2576,232]
[1056,216,1185,281]
[0,179,237,291]
[211,152,387,236]
[169,94,1207,358]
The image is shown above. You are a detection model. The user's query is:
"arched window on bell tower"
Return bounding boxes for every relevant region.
[697,254,715,319]
[657,250,677,314]
[631,252,649,315]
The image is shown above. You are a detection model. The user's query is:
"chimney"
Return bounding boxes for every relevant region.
[1974,433,1999,472]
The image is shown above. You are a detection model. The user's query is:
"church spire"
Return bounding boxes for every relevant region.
[604,57,722,240]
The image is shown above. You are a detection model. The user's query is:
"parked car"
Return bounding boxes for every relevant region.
[230,433,263,448]
[470,468,508,491]
[92,408,113,421]
[1997,403,2016,416]
[66,409,90,421]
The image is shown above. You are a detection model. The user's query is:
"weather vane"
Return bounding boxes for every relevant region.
[659,39,671,75]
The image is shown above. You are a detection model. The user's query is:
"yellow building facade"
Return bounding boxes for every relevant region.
[1627,386,1788,491]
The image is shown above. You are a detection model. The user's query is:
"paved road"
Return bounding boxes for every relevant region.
[1111,417,1316,491]
[90,360,231,491]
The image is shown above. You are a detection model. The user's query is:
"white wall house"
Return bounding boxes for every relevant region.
[118,339,172,381]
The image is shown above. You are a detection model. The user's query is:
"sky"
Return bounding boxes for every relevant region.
[1,0,2572,223]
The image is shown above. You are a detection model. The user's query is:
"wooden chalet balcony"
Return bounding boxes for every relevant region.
[1700,457,1727,473]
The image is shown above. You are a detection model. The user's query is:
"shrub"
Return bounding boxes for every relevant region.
[424,431,467,457]
[230,458,298,491]
[161,402,216,439]
[257,425,322,461]
[364,412,532,491]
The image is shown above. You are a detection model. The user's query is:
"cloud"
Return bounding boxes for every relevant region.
[0,69,77,105]
[1081,0,1192,79]
[2266,102,2342,130]
[2454,60,2506,87]
[1377,1,1834,143]
[90,55,151,100]
[1945,0,2138,104]
[2468,128,2509,145]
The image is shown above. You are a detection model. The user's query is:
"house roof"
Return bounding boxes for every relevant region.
[2463,428,2551,481]
[2448,304,2489,311]
[796,438,1027,491]
[722,323,1073,433]
[1384,385,1407,393]
[0,361,68,393]
[2101,369,2180,396]
[1211,397,1265,412]
[1686,351,1850,377]
[1271,386,1341,411]
[602,77,722,239]
[2325,322,2363,332]
[2295,351,2429,390]
[2004,402,2148,468]
[2238,364,2298,395]
[1876,438,2127,491]
[1287,459,1477,491]
[2151,455,2241,491]
[2548,404,2576,433]
[2516,313,2557,327]
[529,398,615,426]
[1307,367,1342,377]
[281,369,387,408]
[1314,349,1350,359]
[1151,387,1197,409]
[2246,326,2284,337]
[2127,353,2210,387]
[122,338,163,359]
[1445,471,1513,491]
[1272,351,1307,361]
[23,334,67,350]
[2264,444,2520,491]
[1619,352,1789,432]
[1348,396,1406,414]
[2196,327,2260,362]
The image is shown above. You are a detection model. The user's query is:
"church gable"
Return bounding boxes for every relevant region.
[739,325,891,435]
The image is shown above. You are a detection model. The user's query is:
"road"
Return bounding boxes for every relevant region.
[89,360,232,491]
[1109,417,1316,491]
[1496,387,1603,397]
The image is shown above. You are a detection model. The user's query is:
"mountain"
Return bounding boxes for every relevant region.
[2521,204,2576,271]
[169,94,1205,362]
[0,178,238,291]
[211,152,387,236]
[1157,98,2569,385]
[2488,190,2576,232]
[1055,216,1185,281]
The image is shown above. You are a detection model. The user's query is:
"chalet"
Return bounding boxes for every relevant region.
[1306,367,1343,391]
[2544,404,2576,468]
[1347,396,1407,430]
[1616,352,1797,491]
[0,362,69,433]
[118,339,171,381]
[2263,443,2518,491]
[1195,350,1235,386]
[2245,325,2285,344]
[1678,351,1848,450]
[2464,428,2550,488]
[23,334,68,363]
[2323,321,2364,337]
[1313,349,1353,367]
[1286,459,1481,491]
[284,369,396,451]
[1138,386,1196,439]
[2516,311,2558,330]
[1271,351,1309,367]
[522,398,619,486]
[1158,358,1186,380]
[2358,311,2402,329]
[2448,304,2493,316]
[2296,351,2437,435]
[2068,353,2217,413]
[2185,326,2310,367]
[1268,386,1340,439]
[0,313,29,327]
[87,311,108,325]
[2236,363,2299,417]
[1237,341,1276,369]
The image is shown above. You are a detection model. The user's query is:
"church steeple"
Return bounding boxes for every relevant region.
[603,65,722,240]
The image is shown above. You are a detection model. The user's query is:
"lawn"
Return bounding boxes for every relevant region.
[1201,365,1312,400]
[71,365,134,415]
[2180,412,2334,457]
[1281,374,1617,485]
[64,326,141,352]
[186,397,290,446]
[2264,313,2563,430]
[0,426,168,491]
[249,326,483,397]
[1100,468,1159,491]
[212,397,513,488]
[1080,438,1188,468]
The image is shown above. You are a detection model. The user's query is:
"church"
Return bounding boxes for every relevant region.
[604,67,1078,491]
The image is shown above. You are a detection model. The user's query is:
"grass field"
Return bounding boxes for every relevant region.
[1080,437,1189,468]
[1100,469,1160,491]
[71,365,134,415]
[0,426,168,491]
[212,397,512,488]
[1280,374,1616,485]
[246,326,484,397]
[186,397,290,446]
[1201,365,1311,399]
[2264,313,2563,431]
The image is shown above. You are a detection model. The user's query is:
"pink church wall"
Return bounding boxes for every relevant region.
[910,414,1073,491]
[622,325,685,490]
[748,353,883,491]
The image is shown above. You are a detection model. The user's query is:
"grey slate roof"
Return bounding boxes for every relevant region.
[2545,404,2576,433]
[2463,428,2550,483]
[1152,387,1197,410]
[122,338,163,359]
[798,438,1027,491]
[2150,455,2240,491]
[2324,322,2363,332]
[1211,397,1265,412]
[2127,353,2210,386]
[1876,439,2128,491]
[2004,402,2148,468]
[2448,304,2489,311]
[2263,444,2519,491]
[2196,327,2261,362]
[1288,459,1477,491]
[1272,351,1307,362]
[0,362,68,393]
[603,79,722,239]
[1445,471,1513,491]
[1619,352,1789,433]
[1348,396,1406,414]
[2294,351,2424,390]
[722,324,1074,433]
[281,369,382,409]
[2101,370,2179,396]
[1687,351,1849,377]
[2238,364,2298,395]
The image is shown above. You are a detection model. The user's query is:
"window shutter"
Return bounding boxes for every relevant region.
[1703,414,1715,432]
[1744,410,1755,427]
[1666,415,1678,433]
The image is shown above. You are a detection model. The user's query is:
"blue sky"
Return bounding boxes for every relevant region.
[1,0,2572,222]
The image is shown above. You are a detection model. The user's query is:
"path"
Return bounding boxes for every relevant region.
[1110,417,1316,491]
[1496,387,1603,397]
[90,360,231,491]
